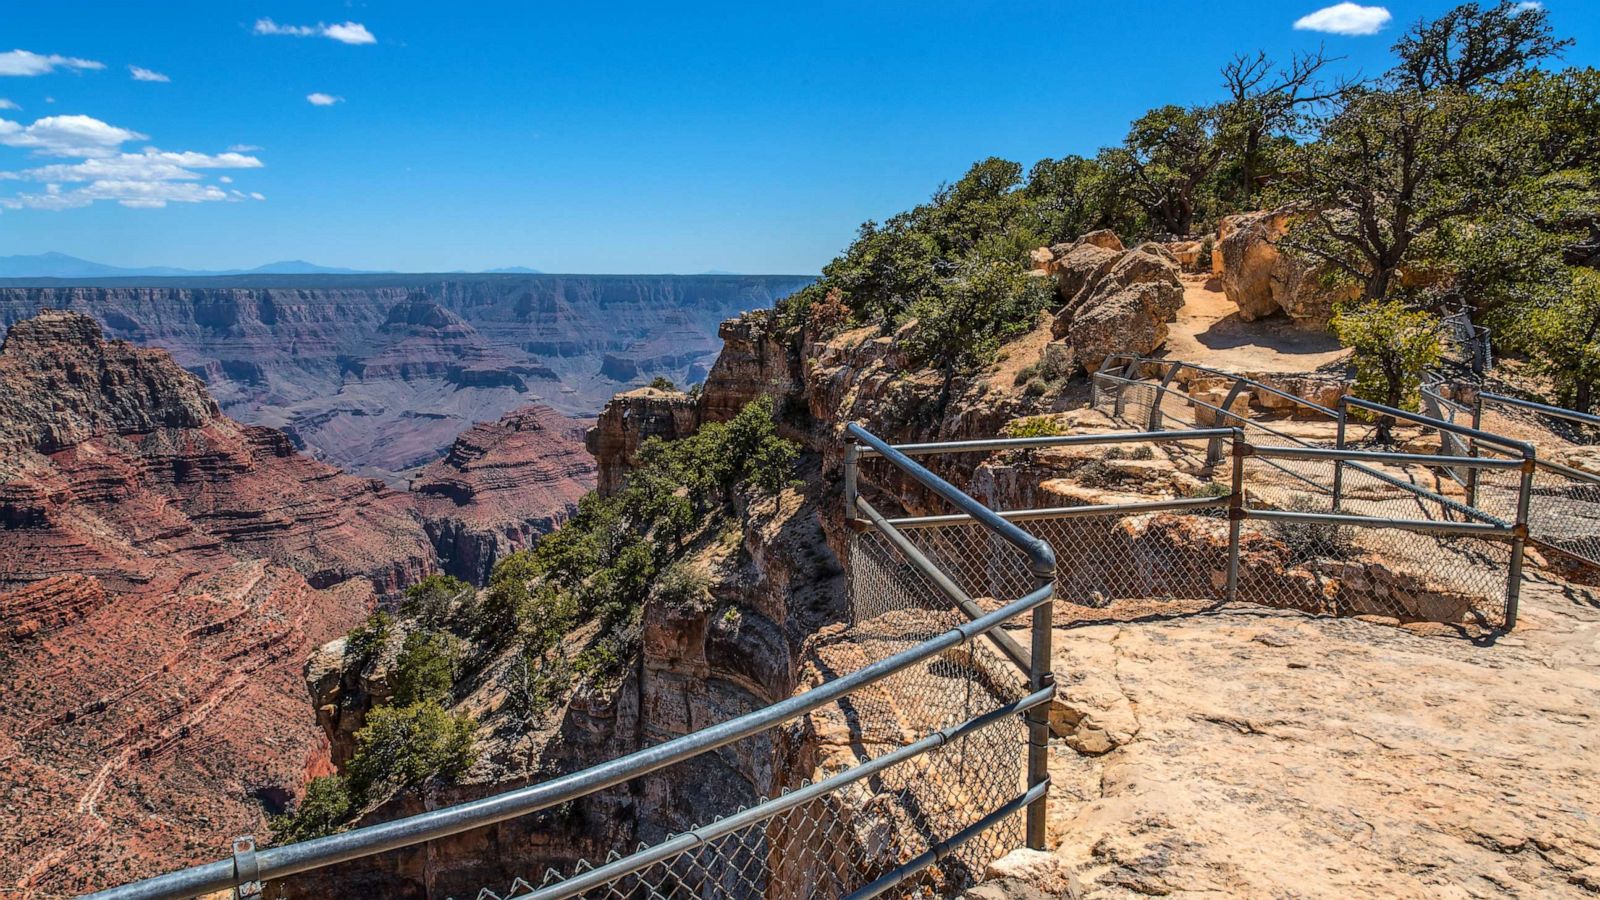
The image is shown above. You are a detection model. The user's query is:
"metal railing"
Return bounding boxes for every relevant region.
[87,427,1059,900]
[848,427,1527,634]
[1440,308,1492,374]
[1470,390,1600,568]
[77,401,1541,900]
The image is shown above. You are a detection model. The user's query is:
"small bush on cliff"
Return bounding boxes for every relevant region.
[501,641,571,728]
[270,775,351,843]
[390,630,463,707]
[400,574,471,631]
[345,611,394,669]
[647,376,676,391]
[346,700,477,803]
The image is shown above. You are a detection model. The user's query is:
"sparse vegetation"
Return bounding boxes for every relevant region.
[345,700,477,803]
[399,574,470,631]
[1272,498,1357,565]
[647,376,677,391]
[270,775,352,844]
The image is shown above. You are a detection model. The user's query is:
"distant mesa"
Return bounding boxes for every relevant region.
[0,252,383,279]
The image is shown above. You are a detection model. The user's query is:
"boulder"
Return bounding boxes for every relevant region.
[1070,281,1184,373]
[1215,208,1355,328]
[1191,386,1252,426]
[1164,239,1205,273]
[1078,228,1125,252]
[1033,234,1185,372]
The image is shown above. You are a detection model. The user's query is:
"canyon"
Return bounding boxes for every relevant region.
[0,312,597,895]
[0,273,813,484]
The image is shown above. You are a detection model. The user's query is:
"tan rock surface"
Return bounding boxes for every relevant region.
[1030,582,1600,898]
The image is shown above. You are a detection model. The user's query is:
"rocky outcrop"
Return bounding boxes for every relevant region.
[585,387,700,496]
[411,405,596,584]
[1039,237,1185,373]
[1215,208,1356,328]
[0,274,812,483]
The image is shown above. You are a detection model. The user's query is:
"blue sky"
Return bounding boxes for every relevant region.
[2,1,1596,273]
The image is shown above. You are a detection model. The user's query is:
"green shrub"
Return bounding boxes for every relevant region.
[1001,416,1067,439]
[346,701,477,803]
[345,612,394,668]
[270,775,351,843]
[647,376,677,391]
[653,563,711,612]
[400,574,471,630]
[390,630,462,707]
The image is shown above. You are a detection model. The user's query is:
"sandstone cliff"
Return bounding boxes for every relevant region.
[411,405,597,585]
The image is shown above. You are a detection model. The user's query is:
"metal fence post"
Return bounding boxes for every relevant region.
[1148,361,1181,432]
[1024,555,1055,851]
[1467,389,1484,508]
[843,439,860,526]
[1505,455,1534,630]
[1226,431,1246,603]
[1333,401,1348,513]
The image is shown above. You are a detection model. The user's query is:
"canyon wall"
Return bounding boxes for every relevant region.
[0,273,813,483]
[0,312,434,895]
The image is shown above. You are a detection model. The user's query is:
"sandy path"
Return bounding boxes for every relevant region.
[1163,275,1349,374]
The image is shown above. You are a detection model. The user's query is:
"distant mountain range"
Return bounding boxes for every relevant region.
[0,252,546,279]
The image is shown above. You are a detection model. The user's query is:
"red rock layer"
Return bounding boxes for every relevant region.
[411,404,597,584]
[0,312,435,895]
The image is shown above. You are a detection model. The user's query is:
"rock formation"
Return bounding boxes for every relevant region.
[411,404,596,584]
[1036,235,1185,373]
[1215,208,1356,328]
[0,314,438,895]
[0,274,812,483]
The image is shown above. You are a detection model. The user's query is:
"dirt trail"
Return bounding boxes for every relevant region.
[1163,275,1349,374]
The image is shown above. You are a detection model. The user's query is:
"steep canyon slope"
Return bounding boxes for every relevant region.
[0,312,594,896]
[0,312,432,894]
[0,273,813,483]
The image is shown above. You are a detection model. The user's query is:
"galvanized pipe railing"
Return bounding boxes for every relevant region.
[843,421,1056,850]
[86,579,1055,900]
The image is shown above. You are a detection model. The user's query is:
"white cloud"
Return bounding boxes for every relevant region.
[129,65,170,83]
[11,149,263,184]
[0,49,106,77]
[1516,1,1543,9]
[227,143,263,152]
[0,119,265,211]
[0,114,147,157]
[219,175,233,183]
[0,99,17,110]
[1293,3,1393,36]
[306,92,342,106]
[253,18,376,45]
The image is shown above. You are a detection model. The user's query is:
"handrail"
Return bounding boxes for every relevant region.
[1253,445,1525,469]
[522,685,1057,900]
[858,428,1238,457]
[846,422,1057,579]
[884,496,1229,528]
[1340,395,1534,458]
[1481,390,1600,429]
[1103,353,1341,417]
[855,495,1033,674]
[85,582,1056,900]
